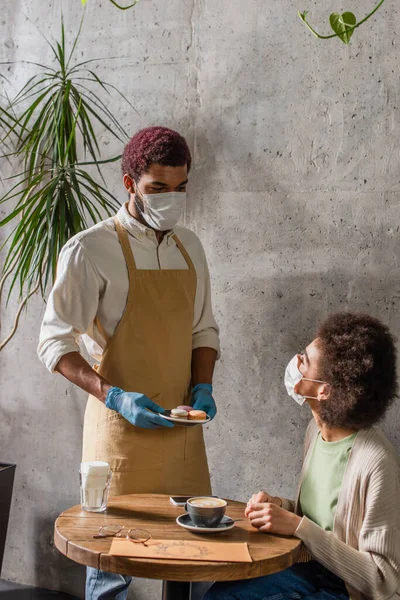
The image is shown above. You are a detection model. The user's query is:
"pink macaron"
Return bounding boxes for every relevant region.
[177,405,193,413]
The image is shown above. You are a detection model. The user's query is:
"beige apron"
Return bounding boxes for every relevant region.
[82,217,211,497]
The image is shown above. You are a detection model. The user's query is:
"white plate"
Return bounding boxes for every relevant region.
[159,410,210,426]
[176,513,235,533]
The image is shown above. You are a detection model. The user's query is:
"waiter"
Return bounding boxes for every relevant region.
[38,126,220,599]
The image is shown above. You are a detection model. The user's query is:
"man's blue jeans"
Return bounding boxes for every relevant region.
[86,567,132,600]
[204,561,349,600]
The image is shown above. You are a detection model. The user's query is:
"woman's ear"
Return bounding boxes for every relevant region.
[317,383,331,402]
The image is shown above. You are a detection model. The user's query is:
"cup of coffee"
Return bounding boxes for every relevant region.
[186,496,227,527]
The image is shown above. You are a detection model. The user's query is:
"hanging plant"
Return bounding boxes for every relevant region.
[0,17,135,350]
[81,0,140,9]
[299,0,387,44]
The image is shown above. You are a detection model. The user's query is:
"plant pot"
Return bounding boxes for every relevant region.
[0,463,16,576]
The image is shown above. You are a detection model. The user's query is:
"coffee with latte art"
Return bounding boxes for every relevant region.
[188,497,226,508]
[186,496,227,527]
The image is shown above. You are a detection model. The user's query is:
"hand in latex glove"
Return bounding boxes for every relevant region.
[192,384,217,420]
[106,387,174,429]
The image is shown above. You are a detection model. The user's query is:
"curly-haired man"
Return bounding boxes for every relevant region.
[38,127,220,600]
[205,313,399,600]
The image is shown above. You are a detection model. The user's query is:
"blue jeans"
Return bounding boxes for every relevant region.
[86,567,132,600]
[204,561,349,600]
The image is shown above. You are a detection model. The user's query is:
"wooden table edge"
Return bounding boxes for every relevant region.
[54,522,303,582]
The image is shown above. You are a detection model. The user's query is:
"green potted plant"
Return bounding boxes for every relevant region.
[0,16,134,350]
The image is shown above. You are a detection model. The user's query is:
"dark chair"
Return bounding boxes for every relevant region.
[1,464,79,599]
[0,463,16,577]
[0,580,79,599]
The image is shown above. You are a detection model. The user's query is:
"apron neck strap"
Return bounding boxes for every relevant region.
[172,234,195,271]
[114,217,137,271]
[114,217,195,272]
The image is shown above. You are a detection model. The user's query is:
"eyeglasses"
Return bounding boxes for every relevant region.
[93,524,151,546]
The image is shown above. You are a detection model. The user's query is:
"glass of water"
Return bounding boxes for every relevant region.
[80,461,112,513]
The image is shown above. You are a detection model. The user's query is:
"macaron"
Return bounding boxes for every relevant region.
[171,408,188,419]
[177,405,192,413]
[188,410,207,421]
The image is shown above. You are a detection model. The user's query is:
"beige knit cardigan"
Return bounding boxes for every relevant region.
[280,419,400,600]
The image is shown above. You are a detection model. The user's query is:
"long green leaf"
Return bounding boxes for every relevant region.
[75,154,121,166]
[66,13,85,71]
[67,56,124,76]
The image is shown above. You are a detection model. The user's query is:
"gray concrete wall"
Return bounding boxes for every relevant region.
[1,0,399,598]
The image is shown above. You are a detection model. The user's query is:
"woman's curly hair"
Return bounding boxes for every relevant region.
[316,313,397,429]
[122,126,191,182]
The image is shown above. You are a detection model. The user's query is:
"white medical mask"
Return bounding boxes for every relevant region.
[135,184,186,231]
[284,355,327,406]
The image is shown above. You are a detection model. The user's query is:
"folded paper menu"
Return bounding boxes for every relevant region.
[109,538,252,562]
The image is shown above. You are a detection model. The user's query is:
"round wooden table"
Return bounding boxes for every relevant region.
[54,494,302,600]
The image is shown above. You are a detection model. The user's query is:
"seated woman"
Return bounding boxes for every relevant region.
[205,312,400,600]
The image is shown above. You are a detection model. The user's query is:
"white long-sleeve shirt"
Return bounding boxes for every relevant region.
[38,204,220,373]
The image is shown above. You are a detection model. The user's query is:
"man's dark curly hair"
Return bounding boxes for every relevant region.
[121,126,192,182]
[316,313,397,429]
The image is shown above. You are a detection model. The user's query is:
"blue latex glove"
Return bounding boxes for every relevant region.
[192,383,217,420]
[106,387,174,429]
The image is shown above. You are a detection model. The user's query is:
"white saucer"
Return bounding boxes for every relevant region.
[159,411,210,427]
[176,513,235,533]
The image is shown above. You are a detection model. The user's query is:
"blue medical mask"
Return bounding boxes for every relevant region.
[284,355,327,406]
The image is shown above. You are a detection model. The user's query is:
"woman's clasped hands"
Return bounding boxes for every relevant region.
[245,490,302,536]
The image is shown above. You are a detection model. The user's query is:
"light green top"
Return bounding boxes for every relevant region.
[299,431,358,531]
